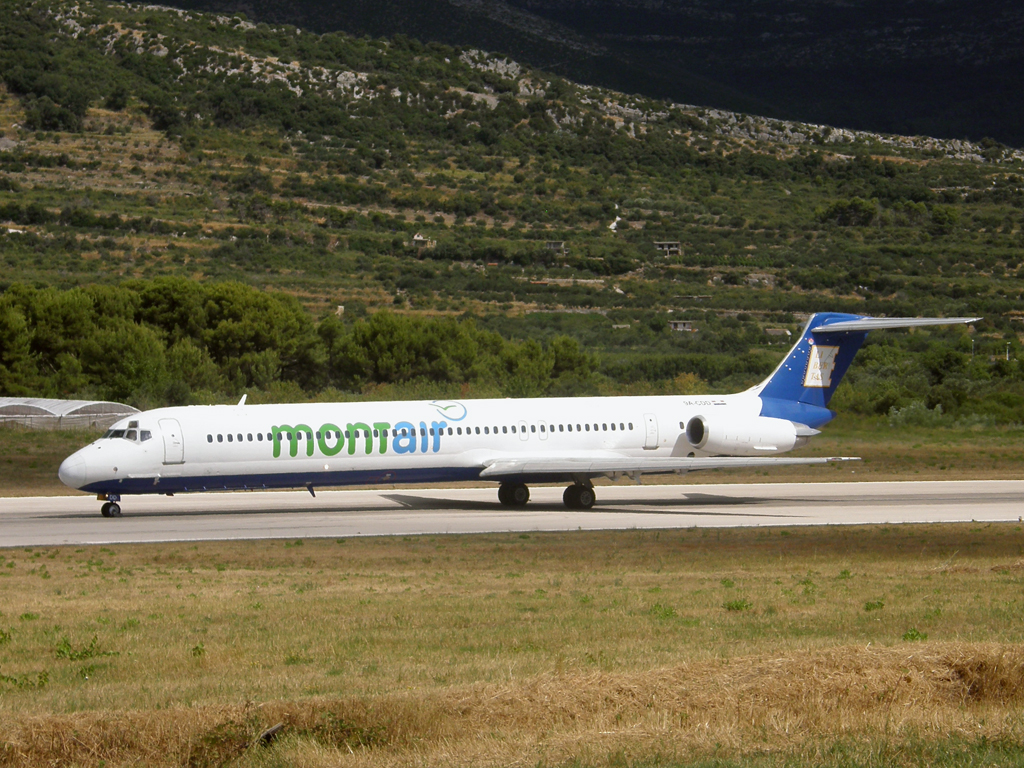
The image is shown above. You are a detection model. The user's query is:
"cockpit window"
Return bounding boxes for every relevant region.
[140,430,152,442]
[107,429,126,439]
[125,430,138,441]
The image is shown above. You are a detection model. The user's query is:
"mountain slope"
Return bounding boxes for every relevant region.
[166,0,1024,146]
[2,0,1024,410]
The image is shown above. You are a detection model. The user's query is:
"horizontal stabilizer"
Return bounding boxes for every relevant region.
[480,455,859,478]
[811,316,980,333]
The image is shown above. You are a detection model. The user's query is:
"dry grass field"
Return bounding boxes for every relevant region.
[2,524,1024,767]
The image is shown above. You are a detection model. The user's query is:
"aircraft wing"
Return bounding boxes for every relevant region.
[479,455,859,478]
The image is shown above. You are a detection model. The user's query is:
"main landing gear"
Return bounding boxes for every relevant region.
[496,482,596,509]
[99,494,122,518]
[562,484,596,510]
[497,481,530,507]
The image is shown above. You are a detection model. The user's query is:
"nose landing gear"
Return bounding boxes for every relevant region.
[99,494,122,517]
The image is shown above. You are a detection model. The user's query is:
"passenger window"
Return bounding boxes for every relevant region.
[484,427,489,434]
[585,424,590,432]
[576,424,581,431]
[539,425,544,432]
[267,432,273,440]
[559,425,564,432]
[125,430,138,441]
[247,434,253,441]
[447,428,453,435]
[475,427,481,434]
[567,424,573,432]
[531,425,536,433]
[207,434,213,443]
[511,425,516,434]
[217,434,223,443]
[629,423,634,430]
[316,432,321,440]
[457,427,462,435]
[502,426,507,434]
[611,423,616,431]
[227,434,233,442]
[238,434,244,442]
[602,424,607,431]
[620,423,625,430]
[257,433,263,442]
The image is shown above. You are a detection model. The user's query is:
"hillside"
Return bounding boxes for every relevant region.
[164,0,1024,147]
[1,0,1023,420]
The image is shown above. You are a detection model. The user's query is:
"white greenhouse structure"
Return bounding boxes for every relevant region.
[0,398,139,430]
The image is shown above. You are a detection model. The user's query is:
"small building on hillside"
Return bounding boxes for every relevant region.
[412,232,436,249]
[544,241,568,255]
[764,328,792,343]
[668,320,697,332]
[654,241,681,256]
[0,398,139,430]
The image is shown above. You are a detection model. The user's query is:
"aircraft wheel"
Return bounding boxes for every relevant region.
[499,482,530,506]
[576,486,596,509]
[100,502,112,518]
[563,485,580,509]
[109,503,121,517]
[564,485,595,510]
[497,483,512,505]
[509,483,530,506]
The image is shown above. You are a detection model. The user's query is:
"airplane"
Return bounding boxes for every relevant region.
[58,312,977,517]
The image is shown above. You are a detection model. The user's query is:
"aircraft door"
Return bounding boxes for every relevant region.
[159,418,185,464]
[518,420,529,441]
[643,413,659,450]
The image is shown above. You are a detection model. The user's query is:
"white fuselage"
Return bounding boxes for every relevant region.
[58,393,787,496]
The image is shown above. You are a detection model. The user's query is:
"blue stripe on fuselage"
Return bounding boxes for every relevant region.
[79,465,488,496]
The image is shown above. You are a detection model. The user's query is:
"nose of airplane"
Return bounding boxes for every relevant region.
[58,454,88,490]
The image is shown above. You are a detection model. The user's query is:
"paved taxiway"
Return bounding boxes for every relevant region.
[1,480,1022,547]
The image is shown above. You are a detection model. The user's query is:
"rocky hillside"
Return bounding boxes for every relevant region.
[165,0,1024,147]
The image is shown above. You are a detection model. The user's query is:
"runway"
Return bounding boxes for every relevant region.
[1,480,1022,548]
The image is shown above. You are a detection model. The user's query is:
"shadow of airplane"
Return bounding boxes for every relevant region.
[51,490,811,521]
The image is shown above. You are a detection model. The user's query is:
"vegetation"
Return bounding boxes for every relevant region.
[2,525,1024,766]
[159,0,1024,148]
[1,0,1023,420]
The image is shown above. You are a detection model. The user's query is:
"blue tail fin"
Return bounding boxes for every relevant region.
[754,312,870,428]
[753,312,979,428]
